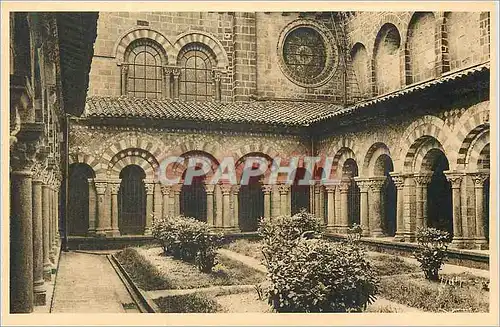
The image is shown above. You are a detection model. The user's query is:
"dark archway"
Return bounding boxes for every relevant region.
[426,150,453,235]
[374,154,396,236]
[119,165,146,235]
[343,159,360,225]
[180,167,207,222]
[291,167,311,215]
[68,163,95,236]
[239,172,264,232]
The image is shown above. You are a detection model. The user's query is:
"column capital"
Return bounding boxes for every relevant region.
[109,182,121,195]
[469,172,489,187]
[389,173,406,189]
[444,171,465,188]
[324,184,337,192]
[204,183,215,194]
[145,182,155,195]
[369,176,386,190]
[172,67,181,78]
[162,66,173,76]
[338,178,351,192]
[261,184,273,194]
[161,184,172,195]
[220,183,232,195]
[353,177,370,192]
[212,69,222,82]
[278,183,291,194]
[414,173,432,186]
[231,184,241,194]
[94,181,108,195]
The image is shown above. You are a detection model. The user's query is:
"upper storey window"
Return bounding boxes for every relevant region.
[178,43,216,102]
[124,39,165,99]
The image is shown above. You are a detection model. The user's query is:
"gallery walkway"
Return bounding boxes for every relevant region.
[51,251,139,313]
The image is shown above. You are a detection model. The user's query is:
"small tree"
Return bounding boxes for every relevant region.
[413,227,451,281]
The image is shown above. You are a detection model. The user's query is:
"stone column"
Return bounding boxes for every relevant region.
[319,185,326,222]
[95,181,110,237]
[214,184,223,227]
[355,178,370,237]
[445,172,465,247]
[173,184,181,216]
[48,184,55,264]
[204,184,215,227]
[334,184,341,228]
[414,174,432,232]
[262,184,272,220]
[10,170,34,313]
[87,178,97,235]
[368,177,386,237]
[221,184,232,228]
[32,179,46,305]
[41,183,52,281]
[271,184,281,218]
[338,180,350,234]
[391,174,405,240]
[278,184,290,216]
[313,184,321,218]
[109,181,121,237]
[120,65,128,95]
[55,187,60,244]
[403,175,415,240]
[231,185,240,230]
[172,68,181,100]
[161,185,171,218]
[154,182,163,219]
[471,173,489,249]
[162,67,172,99]
[324,184,336,233]
[144,182,155,235]
[51,185,58,256]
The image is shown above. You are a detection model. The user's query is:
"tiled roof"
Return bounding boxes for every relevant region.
[84,97,344,126]
[309,62,490,123]
[84,62,489,126]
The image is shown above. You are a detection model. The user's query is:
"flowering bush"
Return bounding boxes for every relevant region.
[259,211,378,312]
[413,227,451,281]
[152,215,223,272]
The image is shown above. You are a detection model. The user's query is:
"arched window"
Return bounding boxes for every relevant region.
[178,43,216,102]
[124,39,165,99]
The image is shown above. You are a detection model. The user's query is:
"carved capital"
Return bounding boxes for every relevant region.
[369,176,386,191]
[444,171,464,188]
[390,174,405,189]
[220,184,233,195]
[278,184,291,194]
[470,173,489,188]
[121,64,129,76]
[172,68,181,78]
[95,182,108,195]
[231,184,241,194]
[204,183,215,194]
[145,183,155,195]
[161,184,172,195]
[212,69,222,82]
[414,174,432,186]
[261,184,273,194]
[109,181,121,194]
[338,180,351,192]
[353,178,370,192]
[11,140,40,172]
[324,184,336,193]
[163,66,172,76]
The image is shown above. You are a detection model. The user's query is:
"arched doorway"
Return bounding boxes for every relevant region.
[239,171,264,232]
[374,155,397,236]
[426,150,453,235]
[68,163,95,236]
[118,165,146,235]
[291,167,311,214]
[343,159,360,225]
[180,168,207,222]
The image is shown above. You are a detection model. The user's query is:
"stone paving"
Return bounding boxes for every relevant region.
[51,251,139,313]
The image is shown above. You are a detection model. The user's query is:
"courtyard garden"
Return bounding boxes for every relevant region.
[114,212,490,313]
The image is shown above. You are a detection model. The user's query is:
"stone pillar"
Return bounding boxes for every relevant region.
[154,183,163,219]
[403,175,415,240]
[391,174,405,240]
[319,185,325,222]
[232,185,240,230]
[95,181,110,237]
[51,186,57,254]
[204,184,215,227]
[271,184,280,218]
[325,184,336,232]
[32,179,46,305]
[55,187,60,244]
[471,173,489,249]
[161,185,171,218]
[338,180,350,234]
[173,184,181,216]
[314,184,321,218]
[221,184,232,228]
[172,68,181,100]
[41,183,51,281]
[87,178,97,235]
[368,177,386,237]
[162,67,172,99]
[48,184,55,264]
[144,182,155,235]
[262,184,272,220]
[445,172,465,247]
[414,174,432,232]
[334,184,341,228]
[355,178,370,237]
[10,170,34,313]
[109,181,121,237]
[278,184,290,216]
[214,184,223,227]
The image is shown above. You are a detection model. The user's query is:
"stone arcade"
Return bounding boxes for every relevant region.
[9,11,491,313]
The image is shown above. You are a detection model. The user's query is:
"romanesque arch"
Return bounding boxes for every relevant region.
[373,23,402,95]
[362,142,392,177]
[350,42,371,98]
[113,27,172,64]
[107,148,159,179]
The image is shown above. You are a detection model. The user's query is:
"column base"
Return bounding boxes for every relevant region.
[336,226,349,234]
[143,228,152,236]
[393,233,407,242]
[450,237,466,249]
[34,291,46,306]
[370,229,385,238]
[110,229,121,237]
[475,238,489,250]
[87,229,97,236]
[43,265,52,282]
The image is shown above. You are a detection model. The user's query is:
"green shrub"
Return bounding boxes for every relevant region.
[259,211,378,312]
[413,227,451,281]
[152,215,223,272]
[266,238,379,312]
[154,293,222,313]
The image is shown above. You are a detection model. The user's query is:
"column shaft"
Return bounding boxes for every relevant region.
[144,183,154,235]
[32,180,46,305]
[42,184,51,281]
